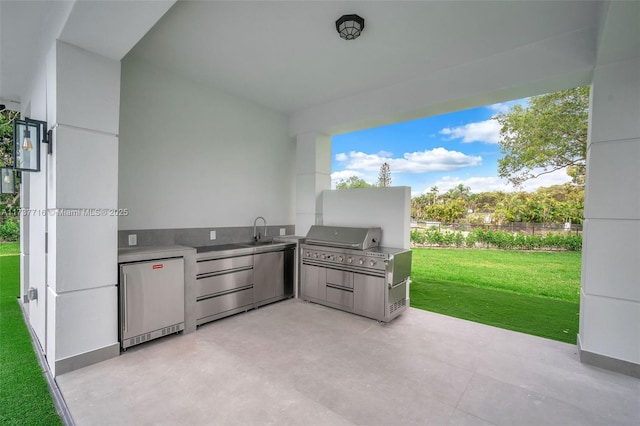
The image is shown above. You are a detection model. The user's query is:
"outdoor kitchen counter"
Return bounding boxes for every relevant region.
[194,240,296,259]
[118,245,196,263]
[194,241,297,324]
[116,241,297,337]
[118,245,198,334]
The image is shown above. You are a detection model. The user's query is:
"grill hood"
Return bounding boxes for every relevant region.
[305,225,381,250]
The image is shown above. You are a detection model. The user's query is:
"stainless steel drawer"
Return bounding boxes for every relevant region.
[196,269,253,298]
[326,268,353,289]
[196,287,254,319]
[326,285,354,308]
[197,255,253,275]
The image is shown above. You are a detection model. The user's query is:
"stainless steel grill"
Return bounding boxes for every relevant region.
[300,225,411,322]
[304,225,381,250]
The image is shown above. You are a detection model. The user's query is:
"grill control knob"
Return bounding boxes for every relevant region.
[321,254,326,259]
[369,260,377,267]
[358,258,364,265]
[347,257,353,264]
[312,253,318,258]
[337,256,344,262]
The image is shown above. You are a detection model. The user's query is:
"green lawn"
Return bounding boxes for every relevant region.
[410,248,581,344]
[0,242,20,256]
[0,249,62,425]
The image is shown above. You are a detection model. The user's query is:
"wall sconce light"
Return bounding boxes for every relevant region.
[336,14,365,40]
[13,118,52,172]
[1,168,16,194]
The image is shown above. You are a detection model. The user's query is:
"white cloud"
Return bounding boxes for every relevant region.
[486,99,528,114]
[416,168,572,195]
[335,152,348,162]
[426,176,512,194]
[518,168,573,192]
[335,148,482,174]
[439,119,501,144]
[331,170,364,181]
[339,151,390,171]
[330,170,377,189]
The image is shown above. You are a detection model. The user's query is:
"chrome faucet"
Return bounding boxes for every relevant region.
[253,216,267,241]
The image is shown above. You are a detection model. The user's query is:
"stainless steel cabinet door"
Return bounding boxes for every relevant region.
[326,268,354,289]
[120,258,184,341]
[301,264,326,301]
[254,251,283,304]
[353,273,384,318]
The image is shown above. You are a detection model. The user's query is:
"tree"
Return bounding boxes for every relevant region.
[495,86,589,187]
[377,162,391,187]
[410,183,583,224]
[411,194,429,220]
[336,176,375,190]
[0,109,20,222]
[452,184,470,200]
[0,109,18,167]
[428,186,439,205]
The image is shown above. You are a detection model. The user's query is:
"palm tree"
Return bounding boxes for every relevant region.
[428,186,439,205]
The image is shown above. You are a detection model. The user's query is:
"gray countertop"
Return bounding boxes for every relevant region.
[118,245,196,263]
[118,241,297,263]
[195,240,296,260]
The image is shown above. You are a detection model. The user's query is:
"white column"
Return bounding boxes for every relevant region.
[45,41,120,376]
[579,56,640,376]
[20,53,50,351]
[295,132,331,236]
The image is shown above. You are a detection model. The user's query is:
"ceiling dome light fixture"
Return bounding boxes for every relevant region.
[336,14,365,40]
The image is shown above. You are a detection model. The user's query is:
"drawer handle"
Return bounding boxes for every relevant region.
[123,274,128,333]
[197,265,253,279]
[326,284,353,293]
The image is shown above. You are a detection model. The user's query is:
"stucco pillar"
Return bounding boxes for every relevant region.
[578,56,640,377]
[295,132,331,236]
[45,41,120,376]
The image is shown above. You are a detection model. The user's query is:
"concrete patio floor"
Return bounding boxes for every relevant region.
[56,299,639,426]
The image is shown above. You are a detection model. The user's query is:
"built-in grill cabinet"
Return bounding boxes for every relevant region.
[301,226,411,322]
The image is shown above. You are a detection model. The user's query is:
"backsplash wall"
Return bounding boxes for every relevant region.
[117,225,296,248]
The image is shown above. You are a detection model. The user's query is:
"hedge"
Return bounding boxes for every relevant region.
[411,228,582,251]
[0,219,20,242]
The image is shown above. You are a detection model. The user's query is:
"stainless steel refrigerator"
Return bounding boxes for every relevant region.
[119,257,185,349]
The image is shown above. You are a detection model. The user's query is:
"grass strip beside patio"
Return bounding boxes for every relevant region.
[0,251,62,425]
[0,242,20,256]
[410,248,580,344]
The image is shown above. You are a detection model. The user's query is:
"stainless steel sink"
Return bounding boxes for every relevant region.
[237,240,293,253]
[195,240,294,259]
[195,243,254,258]
[239,239,275,246]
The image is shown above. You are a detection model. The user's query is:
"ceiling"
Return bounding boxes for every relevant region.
[2,0,632,121]
[126,0,604,114]
[0,0,174,109]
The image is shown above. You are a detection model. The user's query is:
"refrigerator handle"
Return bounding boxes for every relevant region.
[123,274,128,333]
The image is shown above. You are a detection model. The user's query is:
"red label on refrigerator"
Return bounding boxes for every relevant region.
[152,264,163,269]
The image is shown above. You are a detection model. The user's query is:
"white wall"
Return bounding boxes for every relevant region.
[295,132,331,236]
[20,41,51,351]
[118,58,295,230]
[579,56,640,367]
[323,187,411,249]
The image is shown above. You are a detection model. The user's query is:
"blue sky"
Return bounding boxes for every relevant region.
[331,99,572,197]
